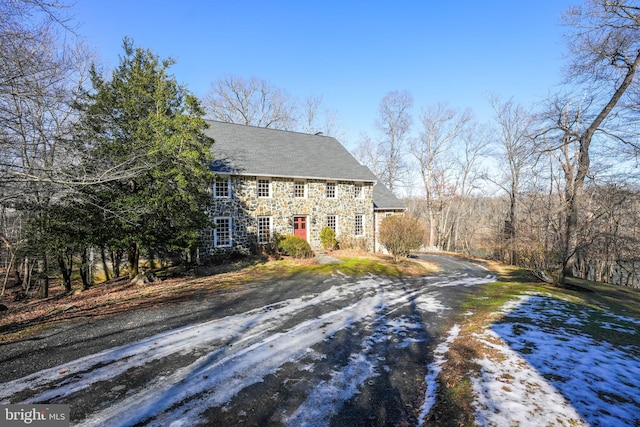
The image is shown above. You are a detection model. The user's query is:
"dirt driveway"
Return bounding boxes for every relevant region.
[0,254,494,426]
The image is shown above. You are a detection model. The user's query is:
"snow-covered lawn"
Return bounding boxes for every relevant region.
[466,294,640,426]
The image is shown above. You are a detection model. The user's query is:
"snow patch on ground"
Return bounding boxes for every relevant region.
[472,328,584,426]
[471,294,640,426]
[417,324,460,426]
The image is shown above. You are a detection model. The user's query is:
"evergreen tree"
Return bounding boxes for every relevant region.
[76,38,214,279]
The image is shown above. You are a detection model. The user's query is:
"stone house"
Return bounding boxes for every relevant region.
[199,121,404,256]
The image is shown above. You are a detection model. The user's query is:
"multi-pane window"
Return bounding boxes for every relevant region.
[353,183,364,199]
[354,214,364,236]
[326,182,336,198]
[294,181,306,198]
[214,217,232,247]
[257,216,272,244]
[327,215,337,233]
[257,179,271,198]
[213,176,230,198]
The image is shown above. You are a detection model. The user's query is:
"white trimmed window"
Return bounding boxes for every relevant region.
[353,183,364,199]
[257,216,272,244]
[326,182,336,199]
[214,217,232,247]
[294,181,306,198]
[355,214,364,236]
[257,178,271,198]
[327,215,337,233]
[214,176,230,198]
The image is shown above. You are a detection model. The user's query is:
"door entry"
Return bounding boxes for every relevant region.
[293,216,307,240]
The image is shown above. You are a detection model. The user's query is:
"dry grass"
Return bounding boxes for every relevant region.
[421,262,640,427]
[0,252,436,343]
[0,257,277,342]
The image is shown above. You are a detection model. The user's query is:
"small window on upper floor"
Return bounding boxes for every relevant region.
[257,178,271,198]
[353,183,364,199]
[294,181,306,198]
[326,182,336,199]
[213,176,230,198]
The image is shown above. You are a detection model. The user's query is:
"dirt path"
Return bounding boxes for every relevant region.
[0,254,494,426]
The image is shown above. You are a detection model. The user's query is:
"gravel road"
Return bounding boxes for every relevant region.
[0,254,494,426]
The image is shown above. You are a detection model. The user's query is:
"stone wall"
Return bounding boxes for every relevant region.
[200,175,375,256]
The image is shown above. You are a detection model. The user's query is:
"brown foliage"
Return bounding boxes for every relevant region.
[378,215,425,261]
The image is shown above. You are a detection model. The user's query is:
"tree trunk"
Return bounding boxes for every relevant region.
[507,183,517,265]
[79,247,92,290]
[561,153,584,283]
[12,255,22,288]
[110,249,122,278]
[100,245,110,281]
[21,257,29,291]
[561,50,640,284]
[1,252,16,297]
[128,242,140,279]
[57,250,73,292]
[37,257,49,298]
[147,246,156,270]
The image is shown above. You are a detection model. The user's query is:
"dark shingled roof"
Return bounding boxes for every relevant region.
[373,182,406,211]
[205,120,377,182]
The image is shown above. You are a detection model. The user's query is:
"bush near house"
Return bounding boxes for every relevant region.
[320,227,338,250]
[338,236,369,251]
[379,215,425,261]
[277,235,313,258]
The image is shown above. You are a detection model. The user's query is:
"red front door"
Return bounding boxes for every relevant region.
[293,216,307,240]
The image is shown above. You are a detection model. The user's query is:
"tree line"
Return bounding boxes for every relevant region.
[347,1,640,287]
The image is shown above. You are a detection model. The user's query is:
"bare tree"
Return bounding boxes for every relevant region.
[0,0,92,297]
[300,93,345,139]
[456,122,491,197]
[410,103,472,248]
[448,122,491,251]
[352,132,386,178]
[376,90,413,193]
[202,74,298,130]
[548,0,640,282]
[488,95,537,265]
[301,94,322,134]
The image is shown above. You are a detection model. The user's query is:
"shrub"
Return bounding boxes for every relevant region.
[378,215,425,261]
[338,235,369,251]
[320,226,338,250]
[277,235,313,258]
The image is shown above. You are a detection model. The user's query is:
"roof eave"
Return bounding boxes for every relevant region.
[374,207,407,211]
[214,171,377,183]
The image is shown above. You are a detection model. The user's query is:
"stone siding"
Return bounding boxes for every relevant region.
[201,176,374,256]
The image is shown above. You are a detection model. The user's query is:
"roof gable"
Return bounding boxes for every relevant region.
[205,120,377,182]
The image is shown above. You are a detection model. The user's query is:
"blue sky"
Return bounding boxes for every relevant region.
[73,0,576,148]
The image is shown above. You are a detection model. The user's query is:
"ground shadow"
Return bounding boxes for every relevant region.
[489,294,640,426]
